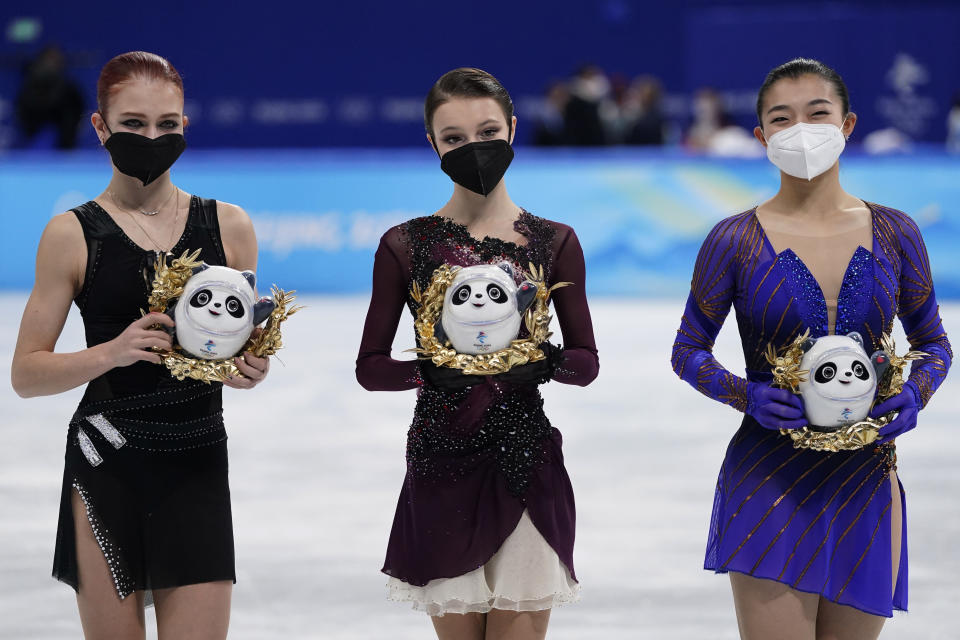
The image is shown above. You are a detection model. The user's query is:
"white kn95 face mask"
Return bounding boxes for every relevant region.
[764,121,846,181]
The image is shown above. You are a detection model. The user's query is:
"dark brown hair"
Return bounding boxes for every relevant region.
[756,58,850,129]
[424,68,514,141]
[97,51,184,118]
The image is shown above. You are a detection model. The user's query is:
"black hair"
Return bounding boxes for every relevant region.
[756,58,850,128]
[424,68,513,141]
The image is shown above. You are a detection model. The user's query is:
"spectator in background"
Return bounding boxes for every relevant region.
[15,45,85,149]
[862,127,911,155]
[624,75,666,146]
[687,87,761,157]
[530,68,668,148]
[947,91,960,153]
[531,80,569,146]
[563,65,608,145]
[686,88,724,150]
[597,72,631,143]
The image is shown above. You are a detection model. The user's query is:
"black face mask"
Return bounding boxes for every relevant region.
[440,139,514,197]
[104,130,186,186]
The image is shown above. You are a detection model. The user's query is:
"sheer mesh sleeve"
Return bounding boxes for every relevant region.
[355,227,420,391]
[549,225,599,386]
[891,211,952,408]
[671,218,749,412]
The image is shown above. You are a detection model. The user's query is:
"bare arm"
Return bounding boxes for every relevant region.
[11,212,174,398]
[218,201,258,272]
[216,200,269,388]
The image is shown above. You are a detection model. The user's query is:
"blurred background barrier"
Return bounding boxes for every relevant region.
[3,1,959,298]
[1,147,957,296]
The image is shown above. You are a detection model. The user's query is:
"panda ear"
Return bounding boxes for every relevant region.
[870,350,891,381]
[516,281,537,314]
[163,300,178,337]
[252,297,275,325]
[846,331,865,347]
[191,263,210,276]
[801,337,816,352]
[241,270,256,290]
[434,320,448,346]
[496,261,515,279]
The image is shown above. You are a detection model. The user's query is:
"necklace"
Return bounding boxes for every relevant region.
[116,189,182,253]
[109,185,177,216]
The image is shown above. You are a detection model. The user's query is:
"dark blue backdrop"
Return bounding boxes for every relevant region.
[1,1,958,148]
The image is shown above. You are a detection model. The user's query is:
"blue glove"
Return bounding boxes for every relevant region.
[870,381,920,444]
[746,381,806,430]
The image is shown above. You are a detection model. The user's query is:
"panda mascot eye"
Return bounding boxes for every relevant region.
[190,289,212,308]
[226,296,245,318]
[486,284,507,303]
[852,361,869,380]
[452,284,472,305]
[815,362,837,383]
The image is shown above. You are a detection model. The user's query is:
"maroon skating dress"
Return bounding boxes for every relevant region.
[356,211,599,587]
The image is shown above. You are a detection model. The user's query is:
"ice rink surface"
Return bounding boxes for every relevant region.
[1,294,958,639]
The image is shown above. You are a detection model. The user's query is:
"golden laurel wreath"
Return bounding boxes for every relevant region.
[767,331,926,452]
[410,262,571,375]
[145,249,302,383]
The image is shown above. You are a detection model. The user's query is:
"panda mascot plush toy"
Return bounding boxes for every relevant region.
[168,264,276,360]
[797,332,889,430]
[437,263,538,355]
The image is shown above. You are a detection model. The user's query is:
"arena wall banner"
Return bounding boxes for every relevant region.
[1,149,958,297]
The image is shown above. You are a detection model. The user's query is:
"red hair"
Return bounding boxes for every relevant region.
[97,51,184,117]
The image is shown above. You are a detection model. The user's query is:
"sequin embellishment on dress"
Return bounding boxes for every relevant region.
[72,481,136,598]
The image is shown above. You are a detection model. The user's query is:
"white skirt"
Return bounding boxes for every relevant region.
[386,510,580,617]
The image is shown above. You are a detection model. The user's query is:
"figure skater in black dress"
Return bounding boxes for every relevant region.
[11,51,269,640]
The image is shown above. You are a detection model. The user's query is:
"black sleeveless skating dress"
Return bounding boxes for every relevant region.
[52,196,235,599]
